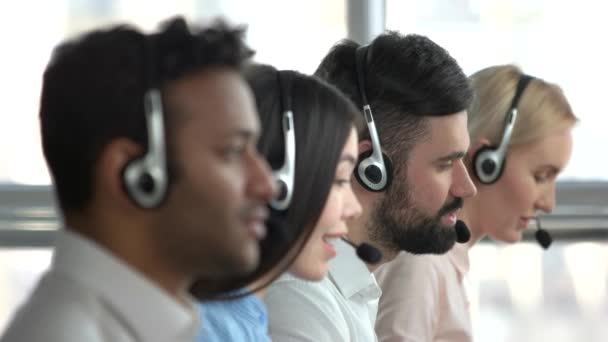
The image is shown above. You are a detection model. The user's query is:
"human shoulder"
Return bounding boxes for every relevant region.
[265,274,344,315]
[264,275,350,341]
[1,272,107,342]
[375,251,449,283]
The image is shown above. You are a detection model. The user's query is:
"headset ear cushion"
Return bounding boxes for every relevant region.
[381,152,393,189]
[121,157,168,209]
[354,149,394,192]
[138,172,156,194]
[276,180,288,202]
[472,145,505,184]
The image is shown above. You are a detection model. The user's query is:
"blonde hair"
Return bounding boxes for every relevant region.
[468,64,577,147]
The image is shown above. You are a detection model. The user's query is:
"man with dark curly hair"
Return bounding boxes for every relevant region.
[264,32,478,342]
[1,16,275,342]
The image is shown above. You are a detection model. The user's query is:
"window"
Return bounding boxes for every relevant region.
[0,0,346,185]
[386,0,608,181]
[469,242,608,342]
[0,249,51,333]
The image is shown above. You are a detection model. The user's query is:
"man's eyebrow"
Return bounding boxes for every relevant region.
[225,128,258,142]
[435,151,467,163]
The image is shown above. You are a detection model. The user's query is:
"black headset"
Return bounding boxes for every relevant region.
[472,74,534,184]
[353,45,393,192]
[269,71,296,211]
[122,38,169,209]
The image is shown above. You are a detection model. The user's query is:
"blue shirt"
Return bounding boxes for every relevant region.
[197,292,270,342]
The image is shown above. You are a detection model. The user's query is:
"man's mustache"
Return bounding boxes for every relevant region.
[437,197,463,217]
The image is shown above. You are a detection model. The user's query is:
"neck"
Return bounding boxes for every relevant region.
[345,206,395,273]
[345,211,369,250]
[65,211,190,305]
[460,196,485,246]
[247,272,276,299]
[366,245,396,273]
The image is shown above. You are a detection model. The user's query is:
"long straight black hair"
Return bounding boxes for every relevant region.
[191,64,362,298]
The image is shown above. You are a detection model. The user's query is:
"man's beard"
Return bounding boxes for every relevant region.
[368,177,463,255]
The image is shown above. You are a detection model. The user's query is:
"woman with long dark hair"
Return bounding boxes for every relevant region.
[194,63,363,341]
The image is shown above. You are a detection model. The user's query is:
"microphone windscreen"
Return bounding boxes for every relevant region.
[455,220,471,243]
[535,229,552,249]
[356,243,383,264]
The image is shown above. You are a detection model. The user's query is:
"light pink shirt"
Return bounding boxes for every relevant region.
[374,243,472,342]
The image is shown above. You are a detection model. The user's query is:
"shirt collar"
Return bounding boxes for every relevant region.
[53,229,200,342]
[328,239,382,301]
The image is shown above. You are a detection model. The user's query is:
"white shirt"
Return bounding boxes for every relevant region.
[0,229,199,342]
[374,243,472,342]
[264,238,381,342]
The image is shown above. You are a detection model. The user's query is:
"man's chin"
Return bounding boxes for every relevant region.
[397,232,457,255]
[212,242,260,277]
[235,244,261,273]
[430,238,457,254]
[405,243,455,255]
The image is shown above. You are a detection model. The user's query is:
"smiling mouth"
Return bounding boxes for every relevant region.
[322,232,347,245]
[518,217,535,229]
[244,219,267,240]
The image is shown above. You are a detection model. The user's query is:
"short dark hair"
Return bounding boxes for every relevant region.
[40,16,253,213]
[191,64,363,298]
[315,32,473,166]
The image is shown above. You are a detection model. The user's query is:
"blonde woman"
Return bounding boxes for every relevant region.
[374,64,578,342]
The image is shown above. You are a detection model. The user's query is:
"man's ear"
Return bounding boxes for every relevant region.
[93,138,143,208]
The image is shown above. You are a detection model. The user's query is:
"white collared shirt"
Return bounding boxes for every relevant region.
[374,243,472,342]
[264,239,381,342]
[1,229,199,342]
